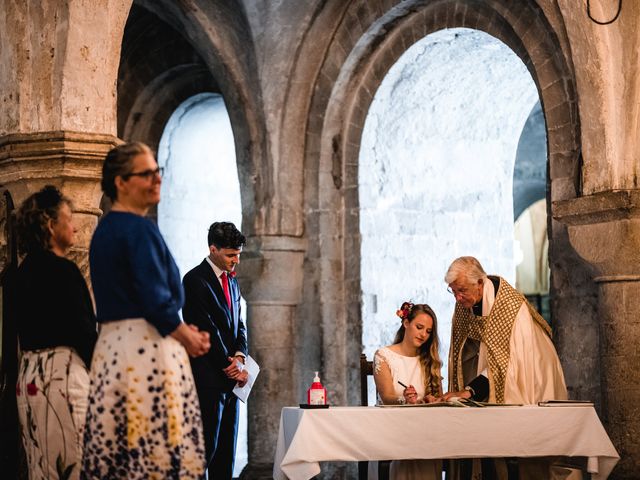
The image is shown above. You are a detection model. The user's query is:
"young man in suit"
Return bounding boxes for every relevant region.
[182,222,248,479]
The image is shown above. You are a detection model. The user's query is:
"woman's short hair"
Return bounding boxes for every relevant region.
[15,185,71,254]
[102,142,152,201]
[444,256,487,285]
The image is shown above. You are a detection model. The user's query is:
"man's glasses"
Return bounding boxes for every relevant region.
[122,167,164,181]
[447,286,469,296]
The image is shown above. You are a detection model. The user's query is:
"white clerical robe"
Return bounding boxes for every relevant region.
[449,279,571,480]
[476,278,567,404]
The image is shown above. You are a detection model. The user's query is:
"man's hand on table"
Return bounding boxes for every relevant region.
[443,390,472,401]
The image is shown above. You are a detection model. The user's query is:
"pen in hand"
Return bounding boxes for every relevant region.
[398,381,408,389]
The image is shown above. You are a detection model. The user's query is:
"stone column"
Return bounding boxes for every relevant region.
[554,190,640,479]
[0,131,119,275]
[237,234,307,479]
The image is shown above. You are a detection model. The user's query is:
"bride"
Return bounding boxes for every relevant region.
[373,302,443,480]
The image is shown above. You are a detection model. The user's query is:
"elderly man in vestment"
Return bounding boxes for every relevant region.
[443,256,568,480]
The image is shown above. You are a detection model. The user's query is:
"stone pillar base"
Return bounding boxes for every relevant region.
[237,235,308,469]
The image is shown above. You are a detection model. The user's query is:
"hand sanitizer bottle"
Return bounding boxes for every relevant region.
[307,371,327,405]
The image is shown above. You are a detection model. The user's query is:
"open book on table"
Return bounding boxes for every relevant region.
[538,399,593,407]
[376,400,467,407]
[376,398,523,408]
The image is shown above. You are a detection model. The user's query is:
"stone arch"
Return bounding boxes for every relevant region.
[117,0,266,234]
[304,0,581,405]
[118,4,219,150]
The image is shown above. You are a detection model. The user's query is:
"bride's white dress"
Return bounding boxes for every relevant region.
[373,347,442,480]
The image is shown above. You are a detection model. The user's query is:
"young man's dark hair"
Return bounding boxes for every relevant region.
[207,221,246,249]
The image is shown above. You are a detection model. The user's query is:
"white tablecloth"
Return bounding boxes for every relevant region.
[273,405,619,480]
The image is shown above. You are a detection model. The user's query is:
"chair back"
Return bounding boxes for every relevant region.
[360,353,373,406]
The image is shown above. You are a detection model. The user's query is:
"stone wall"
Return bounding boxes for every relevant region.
[1,0,639,478]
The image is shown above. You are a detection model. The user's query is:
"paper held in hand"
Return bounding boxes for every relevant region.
[233,355,260,403]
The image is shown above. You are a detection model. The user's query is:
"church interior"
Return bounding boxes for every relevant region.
[0,1,638,478]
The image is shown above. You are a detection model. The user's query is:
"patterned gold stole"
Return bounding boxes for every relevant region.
[448,277,552,403]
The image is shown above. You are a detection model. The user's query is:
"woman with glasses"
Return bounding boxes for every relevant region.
[14,185,97,480]
[81,142,210,479]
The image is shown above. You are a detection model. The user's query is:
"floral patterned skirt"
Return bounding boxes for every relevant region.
[80,319,205,480]
[17,346,90,480]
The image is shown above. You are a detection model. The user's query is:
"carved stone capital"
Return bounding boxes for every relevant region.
[0,130,120,208]
[0,131,120,277]
[553,190,640,281]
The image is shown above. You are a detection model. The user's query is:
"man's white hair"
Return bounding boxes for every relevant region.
[444,256,488,285]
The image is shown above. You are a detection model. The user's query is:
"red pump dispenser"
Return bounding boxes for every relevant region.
[307,371,327,405]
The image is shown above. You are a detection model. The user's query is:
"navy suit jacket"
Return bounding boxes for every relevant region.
[182,259,247,391]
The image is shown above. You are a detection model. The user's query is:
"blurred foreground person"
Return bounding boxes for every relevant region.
[81,142,210,479]
[15,185,97,480]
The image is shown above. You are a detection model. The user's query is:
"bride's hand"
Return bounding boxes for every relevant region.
[403,385,419,404]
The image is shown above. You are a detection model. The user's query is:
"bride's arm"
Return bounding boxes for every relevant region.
[373,352,416,404]
[374,360,400,404]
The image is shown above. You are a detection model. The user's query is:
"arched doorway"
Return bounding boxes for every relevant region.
[513,102,550,320]
[359,28,540,392]
[305,0,584,410]
[157,93,242,271]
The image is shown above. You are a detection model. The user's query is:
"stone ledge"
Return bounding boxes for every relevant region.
[245,234,308,253]
[552,189,640,279]
[552,189,640,225]
[0,130,120,160]
[594,274,640,283]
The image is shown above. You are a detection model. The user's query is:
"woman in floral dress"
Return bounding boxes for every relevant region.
[15,185,98,480]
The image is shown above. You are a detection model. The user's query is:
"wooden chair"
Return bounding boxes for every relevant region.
[359,353,373,407]
[359,353,390,480]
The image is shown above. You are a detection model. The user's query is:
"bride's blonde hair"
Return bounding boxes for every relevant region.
[394,303,443,396]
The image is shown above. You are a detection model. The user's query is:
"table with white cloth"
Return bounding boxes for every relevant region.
[273,405,619,480]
